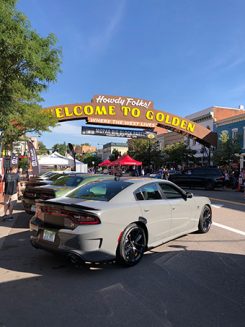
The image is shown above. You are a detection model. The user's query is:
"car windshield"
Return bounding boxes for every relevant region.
[67,180,132,201]
[53,175,84,187]
[40,171,54,178]
[49,173,63,181]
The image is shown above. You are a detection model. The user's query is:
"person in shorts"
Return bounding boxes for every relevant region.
[1,166,20,221]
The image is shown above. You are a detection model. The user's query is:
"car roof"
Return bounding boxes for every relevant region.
[106,177,176,186]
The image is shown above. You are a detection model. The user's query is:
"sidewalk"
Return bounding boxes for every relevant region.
[0,198,16,249]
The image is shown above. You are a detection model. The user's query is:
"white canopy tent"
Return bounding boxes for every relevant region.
[38,152,87,173]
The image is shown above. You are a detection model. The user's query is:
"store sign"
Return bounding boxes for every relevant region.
[92,95,154,109]
[81,126,155,138]
[45,95,217,146]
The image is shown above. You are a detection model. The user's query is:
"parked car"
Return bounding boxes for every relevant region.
[25,172,64,188]
[168,167,225,190]
[23,173,113,214]
[30,178,212,267]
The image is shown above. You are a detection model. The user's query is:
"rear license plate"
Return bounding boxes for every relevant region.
[31,205,36,212]
[43,230,56,242]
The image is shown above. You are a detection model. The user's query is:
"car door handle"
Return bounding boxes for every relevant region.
[144,209,149,212]
[172,207,176,210]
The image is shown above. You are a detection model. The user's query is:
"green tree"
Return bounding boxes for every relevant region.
[164,142,196,166]
[18,157,28,171]
[128,138,162,169]
[37,141,48,155]
[82,153,101,168]
[213,131,241,166]
[0,0,61,147]
[52,142,67,156]
[109,149,121,162]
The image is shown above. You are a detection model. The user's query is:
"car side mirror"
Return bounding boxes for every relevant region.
[185,192,193,199]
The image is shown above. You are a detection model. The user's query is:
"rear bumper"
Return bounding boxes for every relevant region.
[30,217,115,262]
[22,198,36,212]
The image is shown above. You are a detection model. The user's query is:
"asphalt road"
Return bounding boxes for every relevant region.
[0,189,244,327]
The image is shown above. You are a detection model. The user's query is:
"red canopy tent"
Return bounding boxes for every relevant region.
[109,154,142,166]
[98,159,111,167]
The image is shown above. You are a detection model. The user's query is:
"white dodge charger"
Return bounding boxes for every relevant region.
[30,178,212,266]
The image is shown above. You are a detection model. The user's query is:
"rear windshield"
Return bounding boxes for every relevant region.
[67,180,132,201]
[54,175,84,187]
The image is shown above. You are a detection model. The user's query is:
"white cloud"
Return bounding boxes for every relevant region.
[207,49,245,72]
[81,0,126,54]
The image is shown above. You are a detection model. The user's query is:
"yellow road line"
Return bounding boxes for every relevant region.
[209,197,245,206]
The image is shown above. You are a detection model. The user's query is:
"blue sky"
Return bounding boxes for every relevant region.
[17,0,245,149]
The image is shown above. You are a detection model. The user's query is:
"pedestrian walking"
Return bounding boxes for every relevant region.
[224,171,230,187]
[113,165,122,181]
[1,166,20,221]
[163,167,169,180]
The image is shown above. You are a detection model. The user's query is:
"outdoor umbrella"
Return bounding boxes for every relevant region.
[98,159,111,167]
[109,154,142,166]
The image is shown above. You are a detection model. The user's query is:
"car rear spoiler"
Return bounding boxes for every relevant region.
[36,199,100,211]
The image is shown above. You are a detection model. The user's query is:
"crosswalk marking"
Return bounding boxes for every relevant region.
[211,204,224,208]
[213,222,245,236]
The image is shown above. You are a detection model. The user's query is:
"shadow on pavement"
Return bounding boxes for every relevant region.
[0,220,244,327]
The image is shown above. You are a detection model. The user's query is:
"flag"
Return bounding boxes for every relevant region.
[27,141,39,176]
[11,153,19,167]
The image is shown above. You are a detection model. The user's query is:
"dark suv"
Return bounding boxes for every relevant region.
[169,167,225,190]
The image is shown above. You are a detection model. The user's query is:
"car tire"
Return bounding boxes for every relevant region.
[205,181,215,190]
[116,223,147,267]
[198,205,212,233]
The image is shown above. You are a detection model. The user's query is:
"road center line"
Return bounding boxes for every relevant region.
[213,222,245,236]
[209,197,245,206]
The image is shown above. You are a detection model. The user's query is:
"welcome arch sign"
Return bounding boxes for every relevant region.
[45,95,217,147]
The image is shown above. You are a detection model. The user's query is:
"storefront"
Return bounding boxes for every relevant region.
[215,112,245,170]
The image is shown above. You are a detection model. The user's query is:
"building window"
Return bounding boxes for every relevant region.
[232,128,238,140]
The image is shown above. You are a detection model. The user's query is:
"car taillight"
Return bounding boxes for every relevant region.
[39,194,53,200]
[71,214,101,225]
[40,207,100,225]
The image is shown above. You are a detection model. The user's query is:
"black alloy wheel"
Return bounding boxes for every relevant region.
[117,223,147,266]
[198,205,212,233]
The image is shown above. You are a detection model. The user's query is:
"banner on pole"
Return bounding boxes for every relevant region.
[11,153,19,167]
[27,141,39,176]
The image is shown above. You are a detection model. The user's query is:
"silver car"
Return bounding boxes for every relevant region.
[30,178,212,266]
